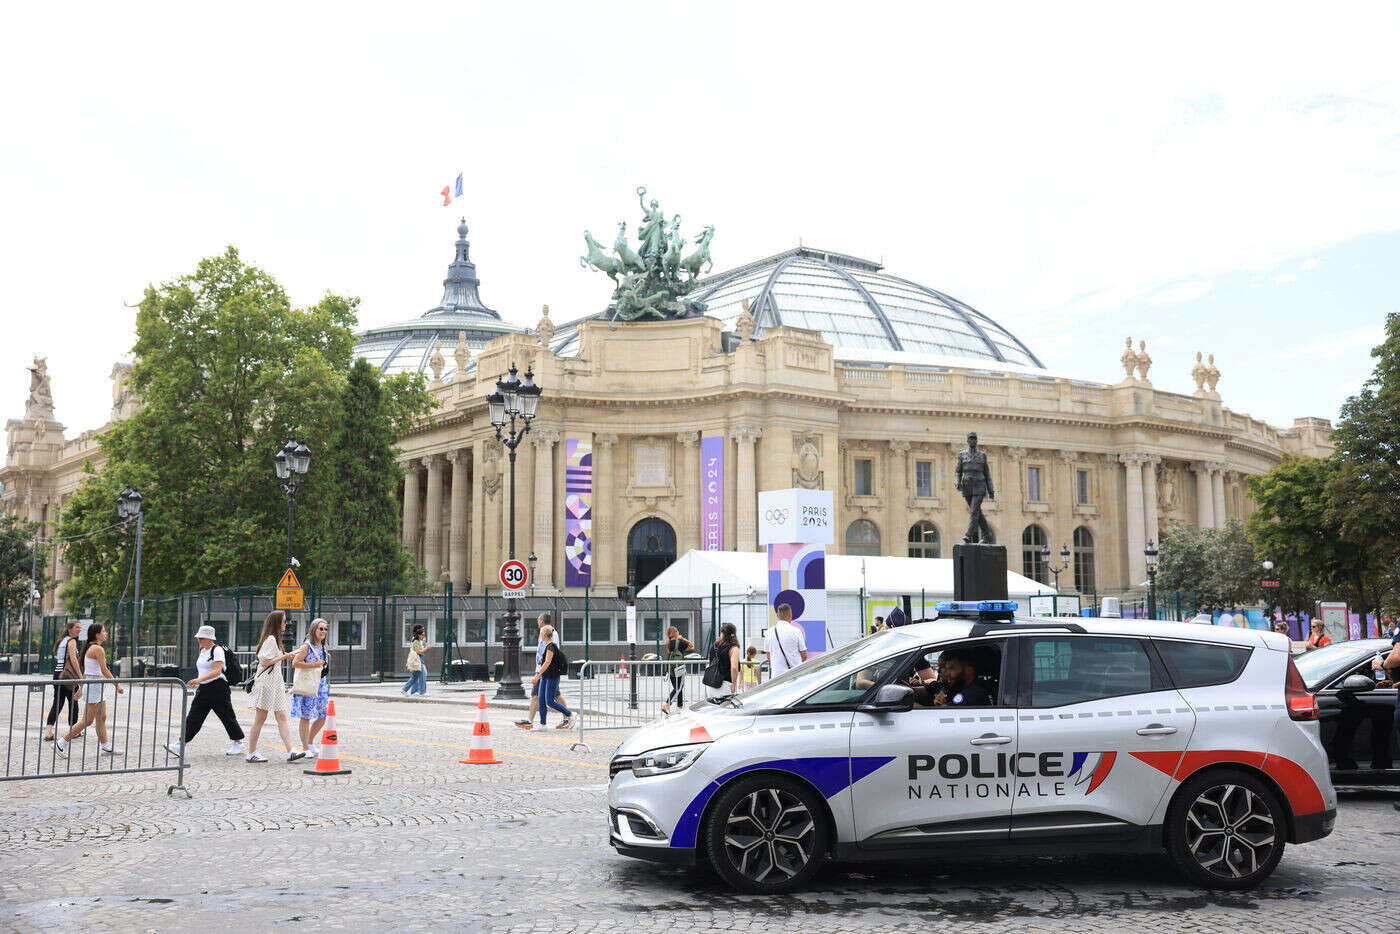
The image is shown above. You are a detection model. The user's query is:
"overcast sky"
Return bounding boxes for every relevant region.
[3,3,1397,436]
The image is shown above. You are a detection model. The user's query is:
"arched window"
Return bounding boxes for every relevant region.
[907,521,940,559]
[845,519,881,557]
[627,517,677,592]
[1021,524,1048,583]
[1073,526,1096,594]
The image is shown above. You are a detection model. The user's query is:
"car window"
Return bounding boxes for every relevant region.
[1155,640,1252,689]
[799,654,907,707]
[730,629,917,711]
[1023,636,1155,706]
[1293,641,1388,691]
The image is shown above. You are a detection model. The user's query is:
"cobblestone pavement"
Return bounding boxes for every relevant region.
[2,693,1397,933]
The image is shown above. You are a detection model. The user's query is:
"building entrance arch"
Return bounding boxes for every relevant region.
[627,517,677,593]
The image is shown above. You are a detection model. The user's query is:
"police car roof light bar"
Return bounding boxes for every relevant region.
[933,600,1019,621]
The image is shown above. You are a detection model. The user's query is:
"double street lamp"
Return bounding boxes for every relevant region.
[1039,543,1071,592]
[486,363,542,700]
[273,439,312,569]
[1144,540,1160,620]
[117,487,144,667]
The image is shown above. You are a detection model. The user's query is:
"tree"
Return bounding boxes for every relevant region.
[58,247,425,602]
[0,514,47,635]
[304,358,430,586]
[1155,519,1260,610]
[1154,520,1208,600]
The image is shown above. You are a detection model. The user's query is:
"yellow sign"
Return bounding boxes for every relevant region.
[276,567,304,610]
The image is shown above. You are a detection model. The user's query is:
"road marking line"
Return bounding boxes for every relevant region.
[272,744,402,768]
[341,731,606,770]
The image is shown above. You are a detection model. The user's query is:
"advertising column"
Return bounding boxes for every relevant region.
[564,438,593,587]
[759,488,834,654]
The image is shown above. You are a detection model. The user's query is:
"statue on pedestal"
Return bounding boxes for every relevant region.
[955,432,995,544]
[581,187,715,321]
[26,356,55,420]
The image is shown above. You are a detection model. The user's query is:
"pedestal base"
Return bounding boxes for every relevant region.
[953,543,1008,602]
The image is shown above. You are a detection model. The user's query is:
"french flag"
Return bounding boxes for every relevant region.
[441,172,463,206]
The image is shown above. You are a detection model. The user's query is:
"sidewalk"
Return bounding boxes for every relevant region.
[334,680,535,711]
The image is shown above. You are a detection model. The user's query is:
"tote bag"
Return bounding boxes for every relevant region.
[291,644,321,697]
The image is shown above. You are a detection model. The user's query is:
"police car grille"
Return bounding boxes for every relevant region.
[609,757,633,778]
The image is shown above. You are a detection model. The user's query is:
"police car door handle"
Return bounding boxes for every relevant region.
[969,733,1012,746]
[1136,724,1177,736]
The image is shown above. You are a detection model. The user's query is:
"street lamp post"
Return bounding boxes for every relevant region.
[273,439,312,569]
[528,552,538,599]
[486,363,542,700]
[1040,544,1071,592]
[1261,559,1275,621]
[117,487,144,671]
[1144,540,1159,621]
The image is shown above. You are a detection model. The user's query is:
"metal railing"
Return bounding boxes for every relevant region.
[2,677,190,796]
[569,658,764,753]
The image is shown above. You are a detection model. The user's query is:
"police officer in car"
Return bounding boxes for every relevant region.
[911,647,992,707]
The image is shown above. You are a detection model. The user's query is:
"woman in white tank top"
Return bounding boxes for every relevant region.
[56,622,124,758]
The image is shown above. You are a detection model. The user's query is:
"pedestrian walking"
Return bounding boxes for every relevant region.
[661,626,694,714]
[402,624,428,696]
[527,624,572,730]
[43,620,82,741]
[291,617,332,758]
[1305,620,1333,651]
[739,645,761,690]
[515,613,560,729]
[244,610,304,763]
[165,626,245,758]
[55,622,123,758]
[702,623,741,698]
[764,603,808,678]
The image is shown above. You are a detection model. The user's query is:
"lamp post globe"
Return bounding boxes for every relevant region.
[275,437,310,569]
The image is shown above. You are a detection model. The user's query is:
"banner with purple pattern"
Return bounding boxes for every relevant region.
[564,437,593,587]
[701,434,724,551]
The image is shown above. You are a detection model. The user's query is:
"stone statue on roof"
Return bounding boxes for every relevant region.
[26,356,55,419]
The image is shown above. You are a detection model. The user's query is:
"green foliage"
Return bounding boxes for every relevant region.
[58,247,427,601]
[304,358,431,584]
[1156,519,1260,609]
[0,514,47,623]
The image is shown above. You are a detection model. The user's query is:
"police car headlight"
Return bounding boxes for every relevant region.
[631,743,707,777]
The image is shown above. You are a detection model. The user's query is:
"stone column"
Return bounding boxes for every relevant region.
[677,431,700,555]
[448,449,470,589]
[735,424,762,552]
[469,439,488,590]
[531,429,559,589]
[1211,465,1227,529]
[593,434,619,587]
[1143,454,1161,546]
[1120,453,1147,587]
[886,440,910,556]
[422,455,444,585]
[401,461,421,567]
[1193,462,1214,530]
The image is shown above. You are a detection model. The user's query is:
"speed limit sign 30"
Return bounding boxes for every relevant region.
[499,559,529,592]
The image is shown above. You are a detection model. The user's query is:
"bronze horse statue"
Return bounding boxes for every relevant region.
[680,225,715,279]
[580,230,622,279]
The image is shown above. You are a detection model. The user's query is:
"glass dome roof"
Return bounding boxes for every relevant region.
[688,247,1043,368]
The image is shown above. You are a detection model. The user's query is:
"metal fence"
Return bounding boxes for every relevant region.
[568,658,765,752]
[2,676,190,795]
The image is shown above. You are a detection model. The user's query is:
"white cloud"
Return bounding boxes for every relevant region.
[1148,280,1213,306]
[1274,273,1300,284]
[1300,258,1321,271]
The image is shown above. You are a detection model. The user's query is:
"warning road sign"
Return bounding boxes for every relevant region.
[499,559,528,592]
[276,567,304,610]
[278,568,302,590]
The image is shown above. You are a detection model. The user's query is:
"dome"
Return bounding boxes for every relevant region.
[689,247,1043,368]
[355,219,523,377]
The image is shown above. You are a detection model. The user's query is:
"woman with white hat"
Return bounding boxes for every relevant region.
[165,625,245,759]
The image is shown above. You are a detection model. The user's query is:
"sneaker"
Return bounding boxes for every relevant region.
[287,749,306,762]
[55,738,69,758]
[556,718,573,730]
[226,742,245,756]
[100,743,122,755]
[517,722,534,730]
[246,752,268,763]
[305,744,320,758]
[165,742,184,757]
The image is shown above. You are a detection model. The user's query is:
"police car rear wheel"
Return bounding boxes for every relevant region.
[1165,768,1285,890]
[704,775,829,893]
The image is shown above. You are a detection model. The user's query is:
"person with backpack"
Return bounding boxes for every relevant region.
[165,625,245,758]
[703,623,741,698]
[527,624,572,730]
[515,613,561,728]
[43,620,82,741]
[660,625,694,714]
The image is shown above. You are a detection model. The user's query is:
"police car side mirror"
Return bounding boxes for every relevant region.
[858,683,914,714]
[1339,674,1376,693]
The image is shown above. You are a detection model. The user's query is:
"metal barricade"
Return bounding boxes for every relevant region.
[569,658,764,752]
[2,677,191,796]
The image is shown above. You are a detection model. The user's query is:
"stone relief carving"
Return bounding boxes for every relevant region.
[792,431,823,489]
[1157,463,1180,514]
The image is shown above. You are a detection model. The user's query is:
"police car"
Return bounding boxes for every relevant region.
[608,602,1337,893]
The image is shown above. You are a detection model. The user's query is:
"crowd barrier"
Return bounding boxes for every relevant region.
[569,658,762,752]
[1,677,191,796]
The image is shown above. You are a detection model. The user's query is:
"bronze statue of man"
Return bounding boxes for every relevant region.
[955,431,995,544]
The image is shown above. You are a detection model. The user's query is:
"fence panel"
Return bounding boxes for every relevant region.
[2,677,190,795]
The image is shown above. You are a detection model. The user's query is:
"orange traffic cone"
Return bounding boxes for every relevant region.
[617,654,629,679]
[304,700,352,776]
[459,693,503,765]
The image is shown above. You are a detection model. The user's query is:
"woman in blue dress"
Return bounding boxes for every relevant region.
[290,618,332,759]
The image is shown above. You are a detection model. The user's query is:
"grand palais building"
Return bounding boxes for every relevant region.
[5,220,1335,613]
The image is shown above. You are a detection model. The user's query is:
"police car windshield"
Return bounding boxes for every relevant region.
[729,631,916,711]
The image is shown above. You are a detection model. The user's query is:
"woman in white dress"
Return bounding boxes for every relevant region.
[244,610,304,763]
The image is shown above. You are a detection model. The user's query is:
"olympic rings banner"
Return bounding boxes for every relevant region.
[760,489,834,655]
[701,434,725,551]
[564,437,593,587]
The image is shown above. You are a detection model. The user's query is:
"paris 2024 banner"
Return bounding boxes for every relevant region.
[759,489,834,654]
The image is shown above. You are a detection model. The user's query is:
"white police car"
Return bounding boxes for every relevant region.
[608,602,1337,893]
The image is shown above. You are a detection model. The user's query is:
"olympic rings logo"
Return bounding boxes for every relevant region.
[764,508,790,524]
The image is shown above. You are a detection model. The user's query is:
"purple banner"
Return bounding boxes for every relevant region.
[701,434,724,550]
[564,438,593,587]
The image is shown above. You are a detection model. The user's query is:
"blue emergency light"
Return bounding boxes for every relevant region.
[934,600,1019,614]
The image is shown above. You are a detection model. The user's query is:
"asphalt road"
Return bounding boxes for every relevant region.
[1,693,1396,933]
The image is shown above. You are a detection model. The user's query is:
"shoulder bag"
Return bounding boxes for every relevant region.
[291,643,321,697]
[702,643,729,689]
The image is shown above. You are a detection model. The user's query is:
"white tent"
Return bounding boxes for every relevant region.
[645,550,1051,647]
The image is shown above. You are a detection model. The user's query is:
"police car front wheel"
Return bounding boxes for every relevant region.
[704,774,830,893]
